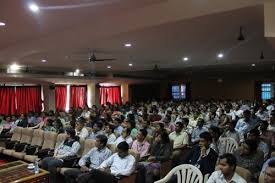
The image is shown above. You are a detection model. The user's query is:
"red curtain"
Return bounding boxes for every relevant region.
[55,85,67,112]
[70,85,87,109]
[100,86,122,105]
[0,87,16,115]
[15,86,42,115]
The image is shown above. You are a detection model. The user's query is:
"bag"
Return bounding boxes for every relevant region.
[26,145,40,155]
[14,143,27,152]
[5,141,16,149]
[36,148,52,159]
[62,155,78,167]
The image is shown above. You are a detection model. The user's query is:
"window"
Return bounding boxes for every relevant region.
[172,84,186,100]
[261,83,272,100]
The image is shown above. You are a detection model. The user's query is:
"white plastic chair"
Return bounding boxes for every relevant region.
[154,164,203,183]
[219,137,238,153]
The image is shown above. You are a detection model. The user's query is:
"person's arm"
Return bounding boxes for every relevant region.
[99,154,114,170]
[57,141,81,158]
[112,156,136,176]
[78,149,93,166]
[206,171,218,183]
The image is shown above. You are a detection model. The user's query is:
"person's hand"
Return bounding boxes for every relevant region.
[80,166,90,172]
[148,156,156,162]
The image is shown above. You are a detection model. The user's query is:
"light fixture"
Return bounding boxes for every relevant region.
[107,65,111,69]
[129,63,133,67]
[0,22,5,26]
[29,3,40,13]
[237,26,245,41]
[10,63,20,71]
[75,69,80,74]
[124,43,132,47]
[41,59,47,63]
[182,57,189,61]
[251,64,256,67]
[217,53,224,59]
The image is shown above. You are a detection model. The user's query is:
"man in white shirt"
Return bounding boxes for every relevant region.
[105,124,117,145]
[114,127,133,147]
[88,122,105,140]
[207,153,247,183]
[191,119,208,144]
[75,117,89,139]
[77,141,136,183]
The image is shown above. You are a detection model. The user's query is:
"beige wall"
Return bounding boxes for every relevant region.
[191,78,255,100]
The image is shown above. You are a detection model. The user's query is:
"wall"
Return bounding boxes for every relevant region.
[190,78,255,100]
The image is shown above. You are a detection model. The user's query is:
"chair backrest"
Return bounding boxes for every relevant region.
[155,164,203,183]
[259,172,264,183]
[235,166,252,183]
[55,133,67,148]
[78,138,85,156]
[129,149,140,162]
[11,127,22,142]
[20,128,33,144]
[42,131,57,149]
[219,137,238,153]
[30,129,44,146]
[107,144,117,153]
[145,135,153,144]
[82,139,96,155]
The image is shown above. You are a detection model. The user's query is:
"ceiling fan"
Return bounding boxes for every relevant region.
[88,52,116,62]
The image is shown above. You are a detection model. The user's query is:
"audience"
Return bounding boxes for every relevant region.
[74,117,89,139]
[131,129,150,159]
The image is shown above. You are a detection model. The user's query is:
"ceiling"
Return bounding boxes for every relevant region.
[0,0,274,80]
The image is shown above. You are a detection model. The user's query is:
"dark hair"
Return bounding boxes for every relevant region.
[96,135,108,147]
[139,129,148,137]
[182,118,189,125]
[268,159,275,168]
[117,141,129,152]
[159,131,170,144]
[209,126,222,137]
[66,128,79,141]
[176,122,184,128]
[219,153,237,170]
[158,123,165,130]
[94,122,103,129]
[199,132,212,142]
[77,117,86,125]
[124,128,131,135]
[243,139,258,152]
[230,120,237,128]
[249,128,260,137]
[105,123,114,133]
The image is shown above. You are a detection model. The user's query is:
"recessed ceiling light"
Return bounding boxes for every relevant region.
[217,53,224,58]
[107,65,111,69]
[10,63,20,71]
[41,59,47,63]
[182,57,189,61]
[129,63,133,67]
[29,3,40,13]
[124,43,132,47]
[0,22,6,26]
[75,69,80,73]
[251,64,256,67]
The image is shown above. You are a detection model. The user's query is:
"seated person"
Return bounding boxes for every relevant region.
[88,122,104,140]
[41,128,81,183]
[207,153,246,183]
[220,120,240,143]
[169,122,189,160]
[114,127,133,147]
[104,123,117,145]
[141,131,171,183]
[75,117,89,139]
[208,126,223,155]
[77,141,136,183]
[264,159,275,183]
[233,139,264,179]
[191,118,208,144]
[131,129,150,159]
[64,135,112,183]
[175,132,218,176]
[247,128,269,160]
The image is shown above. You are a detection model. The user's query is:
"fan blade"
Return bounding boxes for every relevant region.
[95,58,116,61]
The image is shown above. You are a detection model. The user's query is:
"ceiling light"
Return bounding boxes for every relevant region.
[217,53,224,59]
[251,64,256,67]
[107,65,111,69]
[124,43,132,47]
[41,59,47,63]
[129,63,133,67]
[0,22,5,26]
[29,3,40,13]
[10,63,20,71]
[182,57,189,61]
[75,69,80,73]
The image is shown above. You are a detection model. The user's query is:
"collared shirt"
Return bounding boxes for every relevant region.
[78,147,112,169]
[191,127,208,143]
[131,140,150,158]
[99,153,136,176]
[169,131,189,149]
[54,140,81,157]
[75,127,89,139]
[207,170,247,183]
[115,135,133,147]
[106,133,117,145]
